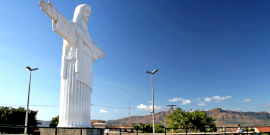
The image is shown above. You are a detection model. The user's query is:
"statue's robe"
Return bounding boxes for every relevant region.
[52,11,102,127]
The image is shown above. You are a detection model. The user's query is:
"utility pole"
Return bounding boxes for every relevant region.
[129,102,130,126]
[167,105,177,114]
[145,69,158,133]
[167,105,176,133]
[24,66,38,135]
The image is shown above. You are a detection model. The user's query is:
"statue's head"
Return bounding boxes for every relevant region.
[73,4,91,26]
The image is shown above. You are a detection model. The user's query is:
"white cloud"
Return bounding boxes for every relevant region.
[198,101,207,106]
[151,105,162,110]
[136,104,162,110]
[244,99,251,102]
[182,99,192,105]
[249,106,255,109]
[236,99,252,103]
[205,97,212,102]
[137,104,148,110]
[234,108,241,110]
[168,97,191,105]
[205,95,231,103]
[194,98,201,101]
[113,110,119,112]
[99,109,108,113]
[168,97,182,102]
[148,101,152,104]
[213,95,232,100]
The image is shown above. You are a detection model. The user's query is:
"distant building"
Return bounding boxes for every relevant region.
[90,120,107,128]
[38,120,51,127]
[254,127,270,134]
[108,125,131,132]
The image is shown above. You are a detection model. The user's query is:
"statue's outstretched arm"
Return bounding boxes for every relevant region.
[99,50,104,58]
[92,43,104,60]
[39,0,76,45]
[39,0,57,21]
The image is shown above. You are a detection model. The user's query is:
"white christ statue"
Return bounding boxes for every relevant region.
[39,0,104,127]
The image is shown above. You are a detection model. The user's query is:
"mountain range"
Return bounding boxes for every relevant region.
[107,108,270,127]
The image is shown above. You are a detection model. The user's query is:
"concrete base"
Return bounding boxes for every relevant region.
[40,128,104,135]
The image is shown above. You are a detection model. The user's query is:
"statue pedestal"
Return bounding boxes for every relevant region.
[40,128,104,135]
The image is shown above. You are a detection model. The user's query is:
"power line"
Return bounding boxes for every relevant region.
[91,104,138,109]
[1,104,169,110]
[0,104,138,109]
[0,105,59,107]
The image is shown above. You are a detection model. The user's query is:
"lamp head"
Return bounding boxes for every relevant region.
[26,66,31,71]
[152,69,158,74]
[145,71,151,74]
[26,66,38,71]
[32,68,39,71]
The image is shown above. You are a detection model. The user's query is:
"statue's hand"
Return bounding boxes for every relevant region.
[75,73,81,79]
[39,0,57,21]
[99,50,104,58]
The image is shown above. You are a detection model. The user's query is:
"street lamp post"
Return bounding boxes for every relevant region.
[145,69,158,133]
[24,66,38,135]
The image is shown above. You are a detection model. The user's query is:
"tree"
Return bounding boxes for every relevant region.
[0,106,40,134]
[162,108,216,132]
[155,123,165,133]
[49,115,59,127]
[131,122,165,133]
[131,122,152,133]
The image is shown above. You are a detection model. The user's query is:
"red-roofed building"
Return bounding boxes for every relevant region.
[255,127,270,133]
[90,120,107,128]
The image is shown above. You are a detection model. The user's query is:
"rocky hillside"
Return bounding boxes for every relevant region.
[208,108,270,126]
[208,108,270,120]
[107,111,171,125]
[107,108,270,126]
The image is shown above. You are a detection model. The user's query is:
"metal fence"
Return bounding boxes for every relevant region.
[0,125,137,135]
[0,125,267,135]
[164,127,257,135]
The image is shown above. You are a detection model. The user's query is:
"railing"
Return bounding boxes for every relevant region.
[164,127,257,135]
[0,125,267,135]
[0,125,137,135]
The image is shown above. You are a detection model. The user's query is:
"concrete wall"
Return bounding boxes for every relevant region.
[40,128,104,135]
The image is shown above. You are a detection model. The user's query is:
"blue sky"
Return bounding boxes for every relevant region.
[1,0,270,121]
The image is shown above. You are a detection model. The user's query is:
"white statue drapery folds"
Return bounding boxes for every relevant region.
[39,0,104,127]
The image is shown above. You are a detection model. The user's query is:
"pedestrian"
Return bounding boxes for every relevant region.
[236,124,242,133]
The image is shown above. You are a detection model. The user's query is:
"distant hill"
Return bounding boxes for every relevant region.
[107,108,270,126]
[208,108,270,126]
[107,111,171,125]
